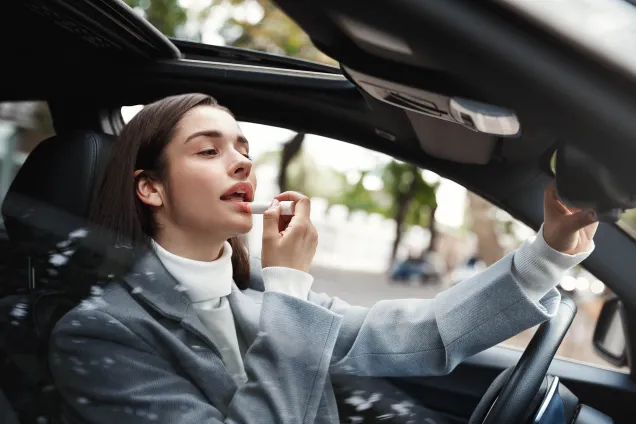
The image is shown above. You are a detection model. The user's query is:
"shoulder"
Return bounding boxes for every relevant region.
[51,280,148,344]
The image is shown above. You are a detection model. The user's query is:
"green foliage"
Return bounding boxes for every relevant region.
[335,161,438,227]
[124,0,336,65]
[220,1,336,64]
[382,161,438,227]
[337,171,386,215]
[618,209,636,238]
[123,0,187,36]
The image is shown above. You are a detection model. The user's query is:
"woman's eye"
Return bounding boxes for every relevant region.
[243,154,252,161]
[198,149,218,157]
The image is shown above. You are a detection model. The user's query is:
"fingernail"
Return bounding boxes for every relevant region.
[272,199,280,206]
[588,211,598,222]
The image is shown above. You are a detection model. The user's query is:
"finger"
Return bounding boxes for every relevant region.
[279,214,292,233]
[275,191,310,218]
[545,182,571,216]
[560,209,598,233]
[274,191,305,202]
[285,217,310,237]
[262,200,282,241]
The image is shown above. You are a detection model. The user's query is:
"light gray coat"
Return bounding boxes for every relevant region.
[49,251,560,424]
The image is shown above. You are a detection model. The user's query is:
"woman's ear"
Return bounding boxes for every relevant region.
[134,170,163,207]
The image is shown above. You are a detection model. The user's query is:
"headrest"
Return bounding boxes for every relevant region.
[1,131,114,256]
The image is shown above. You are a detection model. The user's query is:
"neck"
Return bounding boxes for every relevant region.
[153,227,226,262]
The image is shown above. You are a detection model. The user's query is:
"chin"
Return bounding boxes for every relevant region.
[227,216,253,236]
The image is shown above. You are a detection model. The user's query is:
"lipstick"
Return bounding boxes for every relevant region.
[248,201,294,215]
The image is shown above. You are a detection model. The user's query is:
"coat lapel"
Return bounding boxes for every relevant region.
[121,251,221,355]
[122,251,241,411]
[227,284,263,347]
[121,251,266,357]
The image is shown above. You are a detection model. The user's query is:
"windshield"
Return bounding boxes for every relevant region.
[124,0,337,66]
[498,0,636,76]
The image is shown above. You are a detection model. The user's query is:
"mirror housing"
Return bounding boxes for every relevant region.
[555,143,636,222]
[593,297,628,367]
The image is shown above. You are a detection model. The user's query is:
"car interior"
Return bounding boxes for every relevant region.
[2,0,636,423]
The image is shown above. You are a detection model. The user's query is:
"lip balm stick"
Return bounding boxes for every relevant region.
[249,201,294,215]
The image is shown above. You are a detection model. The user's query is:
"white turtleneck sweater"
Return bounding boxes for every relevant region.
[152,226,592,386]
[152,240,313,385]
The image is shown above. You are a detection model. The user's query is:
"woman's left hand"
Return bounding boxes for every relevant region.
[542,182,599,255]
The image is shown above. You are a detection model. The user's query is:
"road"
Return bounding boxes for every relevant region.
[311,265,441,307]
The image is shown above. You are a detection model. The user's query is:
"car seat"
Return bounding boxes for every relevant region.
[0,131,114,424]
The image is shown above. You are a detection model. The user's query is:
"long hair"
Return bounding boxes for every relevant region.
[89,93,251,288]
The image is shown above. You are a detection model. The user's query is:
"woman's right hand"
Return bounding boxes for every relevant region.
[261,192,318,273]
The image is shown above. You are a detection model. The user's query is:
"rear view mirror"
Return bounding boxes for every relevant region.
[448,97,521,137]
[593,297,628,367]
[555,143,636,222]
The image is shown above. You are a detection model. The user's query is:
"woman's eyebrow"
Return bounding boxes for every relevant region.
[185,130,248,144]
[185,130,222,143]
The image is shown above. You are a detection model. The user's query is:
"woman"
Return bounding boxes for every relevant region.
[49,93,598,424]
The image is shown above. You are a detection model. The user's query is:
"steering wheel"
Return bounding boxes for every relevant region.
[469,296,577,424]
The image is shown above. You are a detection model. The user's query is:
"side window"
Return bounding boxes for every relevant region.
[0,101,55,205]
[121,106,618,370]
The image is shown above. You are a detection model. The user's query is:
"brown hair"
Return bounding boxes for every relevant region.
[89,93,251,289]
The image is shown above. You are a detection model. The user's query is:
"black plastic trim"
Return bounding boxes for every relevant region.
[19,0,180,60]
[171,39,341,74]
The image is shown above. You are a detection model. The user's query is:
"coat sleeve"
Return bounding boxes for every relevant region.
[308,251,564,378]
[50,292,342,424]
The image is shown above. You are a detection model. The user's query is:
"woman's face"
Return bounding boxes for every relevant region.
[140,105,257,241]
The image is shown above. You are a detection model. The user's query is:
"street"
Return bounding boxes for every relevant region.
[311,265,441,307]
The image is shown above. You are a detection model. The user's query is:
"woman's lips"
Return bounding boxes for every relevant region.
[221,182,254,202]
[222,199,251,213]
[221,196,245,202]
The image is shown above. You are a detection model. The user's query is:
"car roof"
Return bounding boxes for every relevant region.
[2,0,556,172]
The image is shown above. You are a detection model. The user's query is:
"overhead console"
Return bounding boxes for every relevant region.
[343,66,521,137]
[343,66,523,164]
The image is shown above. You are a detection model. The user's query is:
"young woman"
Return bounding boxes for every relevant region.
[49,93,598,424]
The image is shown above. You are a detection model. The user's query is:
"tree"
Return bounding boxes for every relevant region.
[382,161,438,264]
[123,0,187,36]
[467,192,505,266]
[219,0,336,64]
[277,133,305,192]
[337,171,386,216]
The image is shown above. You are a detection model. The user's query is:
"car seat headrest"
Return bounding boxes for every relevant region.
[1,131,114,258]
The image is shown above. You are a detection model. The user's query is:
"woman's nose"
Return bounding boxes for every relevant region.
[229,154,252,179]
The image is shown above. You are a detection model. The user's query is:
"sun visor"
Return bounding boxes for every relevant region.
[343,66,519,163]
[406,111,498,164]
[343,66,521,136]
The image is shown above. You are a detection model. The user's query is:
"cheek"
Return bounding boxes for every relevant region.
[251,173,257,192]
[167,159,225,199]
